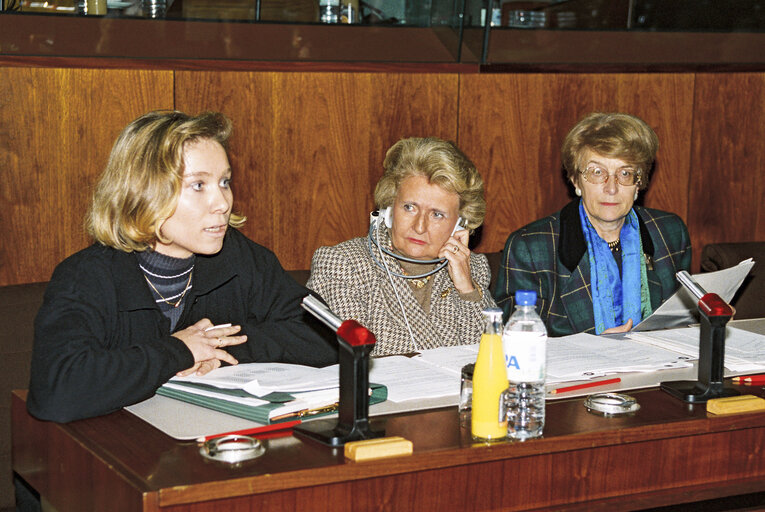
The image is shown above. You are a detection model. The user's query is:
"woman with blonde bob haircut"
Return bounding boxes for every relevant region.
[308,137,495,356]
[87,110,246,252]
[29,110,337,423]
[495,112,691,337]
[374,137,486,232]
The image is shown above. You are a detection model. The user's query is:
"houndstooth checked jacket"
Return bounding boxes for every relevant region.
[307,229,496,356]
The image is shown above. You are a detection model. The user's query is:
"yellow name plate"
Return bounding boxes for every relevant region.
[707,394,765,415]
[344,436,413,462]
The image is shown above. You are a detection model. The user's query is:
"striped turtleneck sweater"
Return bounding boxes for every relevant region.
[137,250,196,331]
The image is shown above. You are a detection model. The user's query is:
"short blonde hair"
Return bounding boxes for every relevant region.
[87,110,246,252]
[561,112,659,190]
[373,137,486,231]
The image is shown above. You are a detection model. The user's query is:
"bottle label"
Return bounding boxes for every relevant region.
[503,331,546,381]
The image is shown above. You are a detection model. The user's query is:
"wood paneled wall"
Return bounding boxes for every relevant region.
[0,67,174,286]
[1,67,763,286]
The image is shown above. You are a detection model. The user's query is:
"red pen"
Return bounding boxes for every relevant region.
[197,419,301,443]
[732,375,765,385]
[550,377,621,395]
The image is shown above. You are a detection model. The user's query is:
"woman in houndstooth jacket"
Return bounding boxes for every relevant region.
[308,137,496,356]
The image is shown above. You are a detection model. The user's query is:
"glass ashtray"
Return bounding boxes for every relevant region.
[200,435,265,464]
[584,392,640,416]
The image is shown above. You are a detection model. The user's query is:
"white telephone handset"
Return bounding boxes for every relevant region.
[451,217,467,236]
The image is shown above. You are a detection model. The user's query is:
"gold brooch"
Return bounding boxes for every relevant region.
[410,277,430,289]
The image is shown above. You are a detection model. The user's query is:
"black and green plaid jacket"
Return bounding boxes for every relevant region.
[493,200,691,336]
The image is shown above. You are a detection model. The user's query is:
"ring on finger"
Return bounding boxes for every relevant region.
[216,337,223,348]
[452,245,459,253]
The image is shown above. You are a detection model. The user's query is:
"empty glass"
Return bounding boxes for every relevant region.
[459,363,474,413]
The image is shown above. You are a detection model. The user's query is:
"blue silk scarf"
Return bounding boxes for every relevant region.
[579,202,649,334]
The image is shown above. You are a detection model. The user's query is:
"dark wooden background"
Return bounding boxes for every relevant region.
[1,67,764,286]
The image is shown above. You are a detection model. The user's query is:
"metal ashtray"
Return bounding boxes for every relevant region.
[200,435,265,464]
[584,392,640,416]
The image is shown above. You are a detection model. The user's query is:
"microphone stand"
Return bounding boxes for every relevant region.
[294,296,384,446]
[660,271,740,403]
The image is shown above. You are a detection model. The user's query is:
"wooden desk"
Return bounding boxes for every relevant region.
[12,383,765,511]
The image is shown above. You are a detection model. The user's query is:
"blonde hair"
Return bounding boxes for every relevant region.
[373,137,486,231]
[561,112,659,190]
[87,110,245,252]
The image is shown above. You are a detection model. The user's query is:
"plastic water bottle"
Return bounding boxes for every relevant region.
[471,308,509,442]
[501,290,547,440]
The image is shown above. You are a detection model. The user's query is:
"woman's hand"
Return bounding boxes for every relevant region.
[172,318,247,375]
[176,359,221,377]
[601,318,633,335]
[438,228,474,294]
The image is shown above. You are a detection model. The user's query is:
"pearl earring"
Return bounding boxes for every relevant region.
[575,188,582,197]
[633,191,638,201]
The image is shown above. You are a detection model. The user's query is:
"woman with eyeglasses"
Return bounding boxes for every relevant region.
[493,112,691,336]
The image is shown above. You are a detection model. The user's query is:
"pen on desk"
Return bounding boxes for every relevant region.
[550,377,621,395]
[197,419,301,443]
[270,402,339,422]
[732,375,765,385]
[204,323,232,332]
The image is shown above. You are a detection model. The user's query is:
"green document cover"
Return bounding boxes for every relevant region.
[157,381,387,425]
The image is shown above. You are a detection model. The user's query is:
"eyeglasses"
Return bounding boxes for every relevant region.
[580,165,641,186]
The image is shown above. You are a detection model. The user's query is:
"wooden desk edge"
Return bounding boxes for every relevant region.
[13,388,765,509]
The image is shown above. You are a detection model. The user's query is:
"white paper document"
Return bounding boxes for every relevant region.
[633,258,754,332]
[160,320,765,410]
[369,355,460,402]
[628,326,765,372]
[546,332,693,382]
[171,362,339,396]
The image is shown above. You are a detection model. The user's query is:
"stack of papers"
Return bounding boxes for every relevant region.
[627,326,765,373]
[159,322,765,419]
[368,345,478,402]
[160,363,386,424]
[546,333,694,383]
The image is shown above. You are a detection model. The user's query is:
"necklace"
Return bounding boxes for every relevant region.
[608,239,621,252]
[399,266,432,289]
[144,269,193,308]
[409,275,431,289]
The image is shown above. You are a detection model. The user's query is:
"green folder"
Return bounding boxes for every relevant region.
[157,381,387,425]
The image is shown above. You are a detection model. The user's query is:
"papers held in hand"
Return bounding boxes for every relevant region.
[633,258,754,332]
